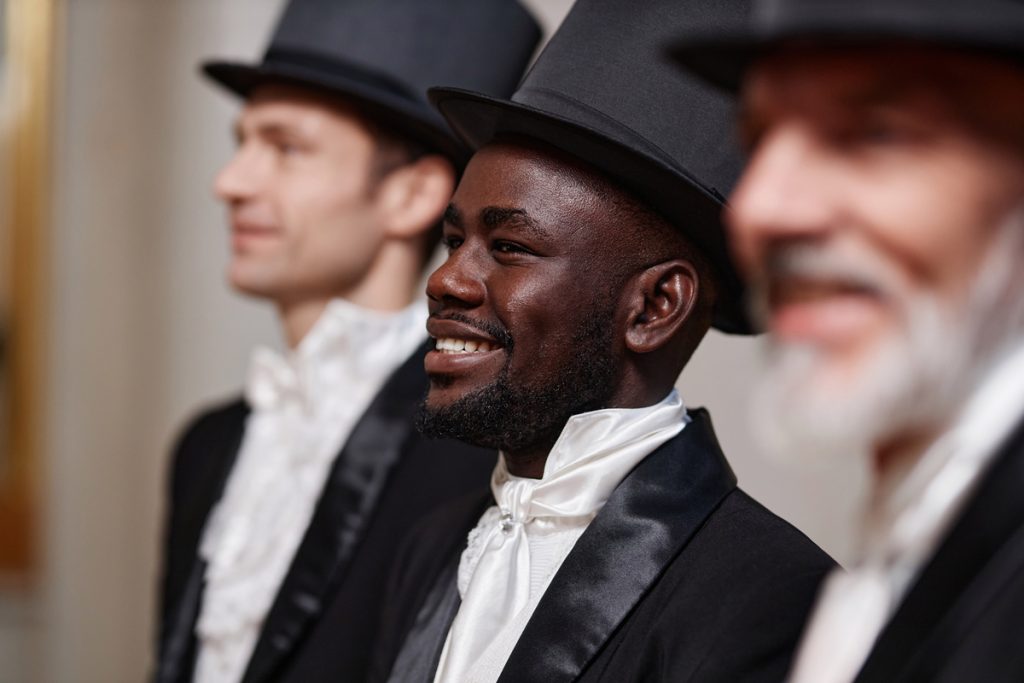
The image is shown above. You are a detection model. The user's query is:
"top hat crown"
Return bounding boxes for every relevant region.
[203,0,542,164]
[430,0,752,333]
[670,0,1024,91]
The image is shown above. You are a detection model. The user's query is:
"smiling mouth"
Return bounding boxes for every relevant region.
[434,337,500,354]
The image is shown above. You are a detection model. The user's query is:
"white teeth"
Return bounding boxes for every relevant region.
[435,337,497,354]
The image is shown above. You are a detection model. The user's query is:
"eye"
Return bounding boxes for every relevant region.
[442,235,463,252]
[493,240,530,255]
[831,114,920,151]
[276,140,303,156]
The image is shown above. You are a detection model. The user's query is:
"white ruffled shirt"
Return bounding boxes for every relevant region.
[193,298,426,683]
[789,340,1024,683]
[433,390,690,683]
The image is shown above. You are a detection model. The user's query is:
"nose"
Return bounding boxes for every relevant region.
[426,240,487,310]
[213,144,263,204]
[727,124,836,278]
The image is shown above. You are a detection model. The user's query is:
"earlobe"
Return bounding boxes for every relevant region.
[377,154,456,240]
[624,261,698,354]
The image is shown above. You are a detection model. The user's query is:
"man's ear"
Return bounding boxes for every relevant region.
[624,260,699,354]
[375,154,456,239]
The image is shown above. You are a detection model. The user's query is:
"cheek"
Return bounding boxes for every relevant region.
[285,181,379,250]
[851,143,1023,304]
[502,276,608,365]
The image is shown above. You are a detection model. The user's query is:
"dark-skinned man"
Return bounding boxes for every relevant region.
[154,1,539,682]
[671,0,1024,681]
[371,1,834,682]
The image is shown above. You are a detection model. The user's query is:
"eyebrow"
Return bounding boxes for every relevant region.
[480,206,550,240]
[233,119,305,145]
[836,80,912,111]
[444,204,552,240]
[443,203,463,228]
[739,76,921,148]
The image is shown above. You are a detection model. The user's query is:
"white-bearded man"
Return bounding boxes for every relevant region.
[673,1,1024,681]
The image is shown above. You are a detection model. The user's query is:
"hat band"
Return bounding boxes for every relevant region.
[264,47,422,104]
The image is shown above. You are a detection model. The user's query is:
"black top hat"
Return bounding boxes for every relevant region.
[202,0,541,165]
[670,0,1024,92]
[429,0,753,334]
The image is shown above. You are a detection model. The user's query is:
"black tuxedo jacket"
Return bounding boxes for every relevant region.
[154,341,495,683]
[854,416,1024,682]
[373,410,835,683]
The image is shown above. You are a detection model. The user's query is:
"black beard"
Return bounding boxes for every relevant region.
[415,312,618,455]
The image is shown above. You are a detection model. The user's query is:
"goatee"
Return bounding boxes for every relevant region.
[416,312,618,455]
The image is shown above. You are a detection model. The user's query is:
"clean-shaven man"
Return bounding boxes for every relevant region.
[672,1,1024,680]
[372,1,833,682]
[155,1,540,682]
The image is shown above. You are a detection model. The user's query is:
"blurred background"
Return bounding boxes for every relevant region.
[0,1,865,681]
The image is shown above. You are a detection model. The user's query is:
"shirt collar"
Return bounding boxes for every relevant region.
[491,389,690,511]
[246,297,426,413]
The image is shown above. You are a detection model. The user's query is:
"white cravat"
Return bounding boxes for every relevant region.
[433,390,690,683]
[193,298,426,683]
[789,340,1024,683]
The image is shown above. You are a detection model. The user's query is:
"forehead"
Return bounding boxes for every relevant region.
[238,83,366,131]
[744,45,1024,136]
[452,141,613,238]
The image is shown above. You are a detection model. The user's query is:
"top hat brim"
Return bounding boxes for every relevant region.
[429,86,752,335]
[203,59,470,166]
[669,5,1024,92]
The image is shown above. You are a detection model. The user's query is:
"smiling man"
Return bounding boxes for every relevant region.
[371,1,833,682]
[155,1,540,682]
[672,1,1024,681]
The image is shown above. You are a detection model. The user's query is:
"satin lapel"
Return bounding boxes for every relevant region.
[855,416,1024,683]
[156,401,249,683]
[242,342,430,683]
[498,409,737,683]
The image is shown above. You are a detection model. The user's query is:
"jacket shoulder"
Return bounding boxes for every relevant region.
[710,488,834,572]
[631,488,834,682]
[173,396,248,452]
[169,397,247,480]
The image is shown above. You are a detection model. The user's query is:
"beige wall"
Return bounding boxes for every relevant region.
[41,3,282,682]
[15,1,863,681]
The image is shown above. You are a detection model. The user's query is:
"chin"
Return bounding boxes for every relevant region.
[750,209,1024,469]
[753,293,966,468]
[227,266,283,300]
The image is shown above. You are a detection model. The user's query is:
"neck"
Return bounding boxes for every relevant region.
[275,243,424,349]
[279,298,330,349]
[503,434,560,479]
[501,386,672,480]
[344,240,423,312]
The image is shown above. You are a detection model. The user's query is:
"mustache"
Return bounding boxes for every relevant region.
[428,311,515,350]
[763,243,897,293]
[748,241,905,324]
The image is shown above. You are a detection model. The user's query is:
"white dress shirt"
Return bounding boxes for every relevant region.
[193,298,426,683]
[789,340,1024,683]
[433,390,690,683]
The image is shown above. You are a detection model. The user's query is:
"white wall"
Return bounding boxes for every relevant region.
[28,1,863,682]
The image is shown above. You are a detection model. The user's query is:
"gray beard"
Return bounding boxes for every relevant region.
[751,208,1024,468]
